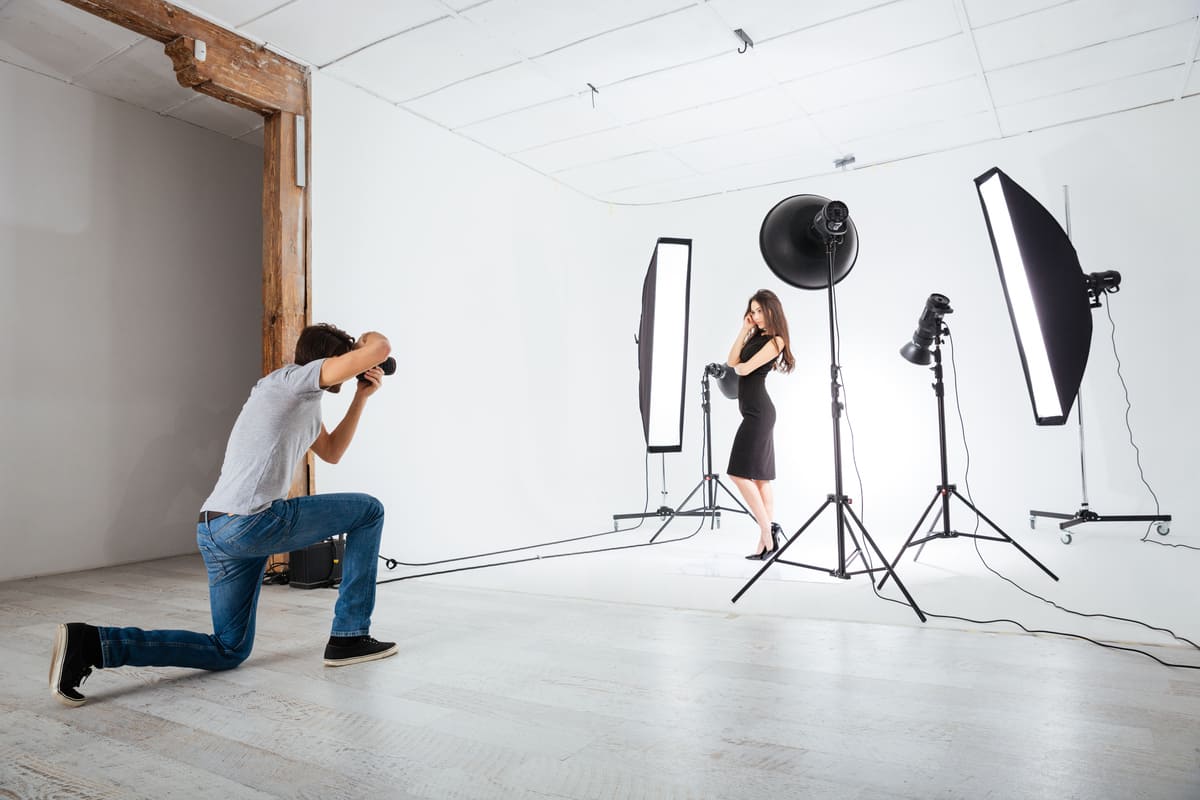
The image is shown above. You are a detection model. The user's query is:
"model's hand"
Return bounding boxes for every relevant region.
[355,366,383,399]
[743,313,756,332]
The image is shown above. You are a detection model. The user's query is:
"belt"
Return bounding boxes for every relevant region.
[198,511,232,523]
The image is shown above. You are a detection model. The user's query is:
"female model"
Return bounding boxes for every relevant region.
[726,289,795,560]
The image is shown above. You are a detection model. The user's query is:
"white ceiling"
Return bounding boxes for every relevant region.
[3,0,1199,203]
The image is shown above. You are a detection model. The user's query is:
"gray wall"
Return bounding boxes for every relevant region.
[0,60,262,581]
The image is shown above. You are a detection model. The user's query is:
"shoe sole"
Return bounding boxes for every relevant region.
[49,623,86,708]
[323,643,398,667]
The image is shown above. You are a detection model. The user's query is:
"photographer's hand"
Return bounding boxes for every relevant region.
[355,366,383,400]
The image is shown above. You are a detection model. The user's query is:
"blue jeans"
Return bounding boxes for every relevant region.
[98,493,385,671]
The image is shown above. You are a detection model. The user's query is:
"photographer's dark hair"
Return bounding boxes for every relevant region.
[294,323,354,365]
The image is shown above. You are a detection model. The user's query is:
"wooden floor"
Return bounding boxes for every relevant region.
[2,555,1198,800]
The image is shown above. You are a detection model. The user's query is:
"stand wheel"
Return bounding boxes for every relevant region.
[1156,523,1170,536]
[1029,516,1036,529]
[1060,532,1073,545]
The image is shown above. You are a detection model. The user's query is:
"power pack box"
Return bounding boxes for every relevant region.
[288,537,344,589]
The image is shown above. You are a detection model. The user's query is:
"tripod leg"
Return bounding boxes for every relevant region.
[731,498,832,603]
[913,515,937,563]
[843,504,926,622]
[951,490,1058,581]
[879,491,939,590]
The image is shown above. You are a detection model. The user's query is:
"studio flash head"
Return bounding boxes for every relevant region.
[900,293,953,366]
[704,362,728,379]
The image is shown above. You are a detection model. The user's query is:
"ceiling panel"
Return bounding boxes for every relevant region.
[403,62,569,128]
[460,0,691,58]
[973,0,1200,70]
[812,76,990,142]
[705,0,899,42]
[172,0,288,29]
[603,172,739,204]
[597,51,774,125]
[605,148,841,204]
[997,66,1180,134]
[531,6,733,90]
[987,22,1196,107]
[1187,60,1200,96]
[757,0,962,83]
[243,0,447,67]
[167,92,264,138]
[962,0,1071,29]
[0,0,141,81]
[73,37,195,113]
[843,109,999,166]
[781,34,977,113]
[325,14,521,102]
[669,118,830,173]
[552,150,694,195]
[236,124,265,148]
[514,126,657,173]
[457,92,616,153]
[624,87,800,149]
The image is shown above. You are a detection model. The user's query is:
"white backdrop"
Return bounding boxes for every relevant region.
[312,70,1198,647]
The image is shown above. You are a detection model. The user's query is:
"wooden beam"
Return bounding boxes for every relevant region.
[263,109,312,499]
[61,0,305,114]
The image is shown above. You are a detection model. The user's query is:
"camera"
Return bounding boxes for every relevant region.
[357,357,396,381]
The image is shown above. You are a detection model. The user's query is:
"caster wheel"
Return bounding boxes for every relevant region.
[1029,516,1036,529]
[1060,532,1073,545]
[1156,523,1170,536]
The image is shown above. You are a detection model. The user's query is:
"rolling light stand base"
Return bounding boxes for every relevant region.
[1030,507,1172,544]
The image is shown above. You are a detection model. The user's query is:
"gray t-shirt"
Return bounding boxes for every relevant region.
[201,359,325,515]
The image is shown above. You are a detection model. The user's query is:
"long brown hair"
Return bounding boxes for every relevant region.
[745,289,795,374]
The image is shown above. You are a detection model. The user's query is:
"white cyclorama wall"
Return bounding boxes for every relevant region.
[0,60,262,582]
[313,69,1197,644]
[632,97,1199,641]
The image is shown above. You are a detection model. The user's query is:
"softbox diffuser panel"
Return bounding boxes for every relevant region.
[975,167,1092,425]
[637,238,692,453]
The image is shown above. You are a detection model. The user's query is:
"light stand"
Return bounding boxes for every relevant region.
[732,224,925,622]
[1028,273,1172,544]
[615,366,753,541]
[881,322,1058,588]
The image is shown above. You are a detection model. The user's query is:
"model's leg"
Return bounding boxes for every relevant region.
[729,475,772,554]
[756,480,774,523]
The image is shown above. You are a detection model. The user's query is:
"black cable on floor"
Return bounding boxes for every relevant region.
[858,330,1199,669]
[376,449,655,570]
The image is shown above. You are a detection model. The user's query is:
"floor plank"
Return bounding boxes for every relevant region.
[2,555,1198,799]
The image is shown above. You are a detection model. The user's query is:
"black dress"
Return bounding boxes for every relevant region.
[727,333,777,480]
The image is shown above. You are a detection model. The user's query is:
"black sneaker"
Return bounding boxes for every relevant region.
[50,623,97,707]
[323,635,397,667]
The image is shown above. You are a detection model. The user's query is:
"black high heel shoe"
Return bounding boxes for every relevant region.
[745,529,780,561]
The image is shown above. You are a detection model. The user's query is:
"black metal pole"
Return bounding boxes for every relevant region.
[824,242,850,576]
